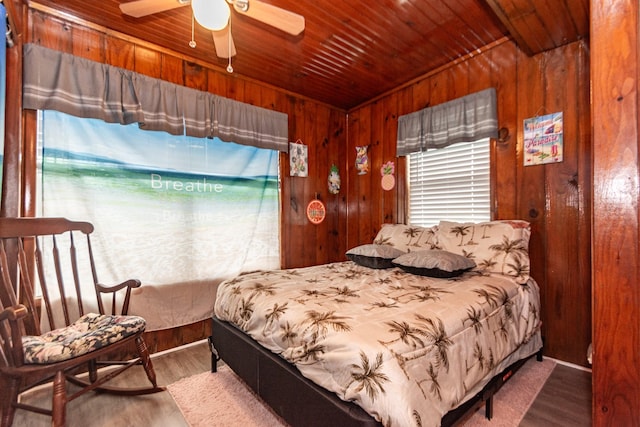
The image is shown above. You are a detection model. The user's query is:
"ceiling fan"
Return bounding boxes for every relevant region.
[119,0,305,59]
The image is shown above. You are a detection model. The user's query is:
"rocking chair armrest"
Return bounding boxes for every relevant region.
[95,278,142,294]
[1,304,28,366]
[95,279,142,315]
[0,304,28,322]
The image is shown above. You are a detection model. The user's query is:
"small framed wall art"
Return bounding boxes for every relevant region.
[328,164,341,194]
[524,112,563,166]
[355,145,369,175]
[290,139,308,176]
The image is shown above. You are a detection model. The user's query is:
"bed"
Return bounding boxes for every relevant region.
[210,220,543,427]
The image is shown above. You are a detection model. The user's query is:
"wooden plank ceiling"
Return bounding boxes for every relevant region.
[28,0,588,110]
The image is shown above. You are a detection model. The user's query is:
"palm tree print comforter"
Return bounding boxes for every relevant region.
[214,261,542,427]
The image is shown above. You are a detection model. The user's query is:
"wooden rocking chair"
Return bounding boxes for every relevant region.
[0,217,164,427]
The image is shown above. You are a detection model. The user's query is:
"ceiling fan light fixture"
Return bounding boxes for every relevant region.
[191,0,231,31]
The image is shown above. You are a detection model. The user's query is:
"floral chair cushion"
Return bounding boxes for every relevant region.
[22,313,146,364]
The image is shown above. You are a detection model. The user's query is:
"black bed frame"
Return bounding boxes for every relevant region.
[209,317,543,427]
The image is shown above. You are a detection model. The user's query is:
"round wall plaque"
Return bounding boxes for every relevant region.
[306,199,326,224]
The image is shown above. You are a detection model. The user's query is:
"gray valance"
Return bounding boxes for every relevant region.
[22,44,288,151]
[396,88,498,156]
[215,97,289,150]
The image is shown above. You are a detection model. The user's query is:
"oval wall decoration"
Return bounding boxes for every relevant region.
[306,199,326,224]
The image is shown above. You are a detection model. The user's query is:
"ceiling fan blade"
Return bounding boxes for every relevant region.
[212,29,237,58]
[119,0,190,18]
[235,0,305,36]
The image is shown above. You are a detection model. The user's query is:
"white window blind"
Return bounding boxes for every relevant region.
[408,139,490,227]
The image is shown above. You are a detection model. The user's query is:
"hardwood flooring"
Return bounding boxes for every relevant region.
[11,341,212,427]
[520,363,592,426]
[11,341,592,426]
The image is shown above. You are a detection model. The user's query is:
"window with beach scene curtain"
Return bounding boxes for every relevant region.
[23,44,288,330]
[37,110,280,329]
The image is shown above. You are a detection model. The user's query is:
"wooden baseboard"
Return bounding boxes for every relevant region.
[143,319,212,354]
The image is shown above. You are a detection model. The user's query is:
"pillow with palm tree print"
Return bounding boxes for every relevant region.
[372,223,440,253]
[436,220,531,284]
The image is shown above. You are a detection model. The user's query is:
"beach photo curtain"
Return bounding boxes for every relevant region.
[39,110,280,329]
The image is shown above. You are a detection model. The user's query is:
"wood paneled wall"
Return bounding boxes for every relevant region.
[346,40,592,368]
[11,7,591,368]
[591,0,640,425]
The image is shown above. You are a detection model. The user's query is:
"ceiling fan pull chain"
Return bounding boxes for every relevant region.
[189,12,196,48]
[226,13,234,73]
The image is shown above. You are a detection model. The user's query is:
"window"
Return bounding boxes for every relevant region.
[37,110,280,329]
[23,45,288,331]
[408,139,490,227]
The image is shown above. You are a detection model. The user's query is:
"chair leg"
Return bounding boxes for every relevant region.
[0,377,19,427]
[51,371,67,427]
[135,336,158,388]
[88,359,98,383]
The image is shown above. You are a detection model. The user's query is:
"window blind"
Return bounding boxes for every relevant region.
[408,139,490,227]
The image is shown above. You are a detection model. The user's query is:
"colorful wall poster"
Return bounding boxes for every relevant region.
[524,112,563,166]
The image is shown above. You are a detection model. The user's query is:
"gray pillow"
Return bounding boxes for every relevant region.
[392,250,476,278]
[346,244,406,269]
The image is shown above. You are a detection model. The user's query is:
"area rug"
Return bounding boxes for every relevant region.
[168,357,556,427]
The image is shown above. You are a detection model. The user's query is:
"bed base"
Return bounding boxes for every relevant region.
[209,317,543,427]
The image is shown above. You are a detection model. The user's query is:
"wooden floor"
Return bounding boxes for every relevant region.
[11,341,212,427]
[11,341,592,426]
[520,362,592,426]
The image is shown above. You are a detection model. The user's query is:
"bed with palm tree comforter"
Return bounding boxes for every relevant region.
[212,220,543,427]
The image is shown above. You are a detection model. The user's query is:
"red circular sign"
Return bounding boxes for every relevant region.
[306,199,326,224]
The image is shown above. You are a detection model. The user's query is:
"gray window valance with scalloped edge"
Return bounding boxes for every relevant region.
[396,88,498,156]
[22,44,289,152]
